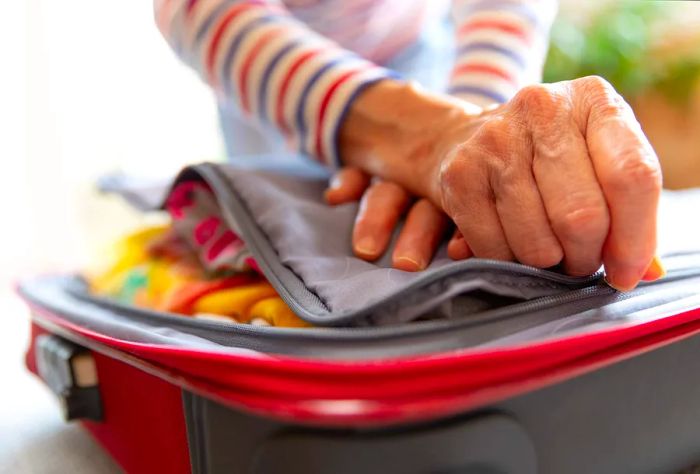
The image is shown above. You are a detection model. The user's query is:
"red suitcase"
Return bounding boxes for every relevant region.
[20,163,700,473]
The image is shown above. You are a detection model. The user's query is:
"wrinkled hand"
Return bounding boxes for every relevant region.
[335,76,666,290]
[324,168,471,271]
[428,77,664,290]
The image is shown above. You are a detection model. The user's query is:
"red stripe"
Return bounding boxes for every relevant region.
[314,65,374,161]
[185,0,198,16]
[238,26,284,114]
[452,62,517,86]
[274,48,324,134]
[458,18,531,44]
[205,3,260,87]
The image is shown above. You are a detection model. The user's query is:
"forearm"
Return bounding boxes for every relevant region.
[154,0,395,166]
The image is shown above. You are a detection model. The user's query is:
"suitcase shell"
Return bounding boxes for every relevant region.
[19,273,700,474]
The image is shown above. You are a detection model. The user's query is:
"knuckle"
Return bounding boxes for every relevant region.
[513,84,554,109]
[439,150,479,196]
[608,150,663,194]
[576,75,613,94]
[438,152,466,189]
[576,76,633,122]
[512,84,568,123]
[553,202,610,243]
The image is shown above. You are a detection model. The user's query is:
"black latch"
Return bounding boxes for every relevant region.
[35,334,103,422]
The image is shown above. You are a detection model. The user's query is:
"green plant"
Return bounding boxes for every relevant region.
[543,1,700,104]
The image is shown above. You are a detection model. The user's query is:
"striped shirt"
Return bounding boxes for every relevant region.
[155,0,557,168]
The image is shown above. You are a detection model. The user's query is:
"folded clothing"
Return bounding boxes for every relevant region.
[87,222,311,328]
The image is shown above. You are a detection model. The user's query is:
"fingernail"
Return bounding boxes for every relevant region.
[641,255,666,282]
[603,266,639,292]
[355,236,378,259]
[394,253,425,272]
[603,275,636,292]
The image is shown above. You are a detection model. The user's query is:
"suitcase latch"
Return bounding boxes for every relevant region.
[35,334,103,422]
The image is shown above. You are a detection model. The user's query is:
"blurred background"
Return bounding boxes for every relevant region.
[2,0,700,471]
[4,0,700,284]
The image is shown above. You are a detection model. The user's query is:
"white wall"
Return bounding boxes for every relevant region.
[2,1,224,282]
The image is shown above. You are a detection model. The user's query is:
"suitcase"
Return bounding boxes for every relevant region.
[18,162,700,474]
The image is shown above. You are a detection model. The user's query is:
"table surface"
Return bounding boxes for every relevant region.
[0,288,121,474]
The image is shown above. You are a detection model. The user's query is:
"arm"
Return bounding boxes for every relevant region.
[153,0,397,166]
[327,0,559,269]
[448,0,557,106]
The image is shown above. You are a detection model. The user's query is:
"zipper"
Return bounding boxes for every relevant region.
[26,161,698,356]
[194,164,604,326]
[63,260,700,345]
[193,164,700,327]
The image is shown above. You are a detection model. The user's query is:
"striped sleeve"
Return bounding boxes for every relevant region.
[154,0,399,168]
[449,0,557,107]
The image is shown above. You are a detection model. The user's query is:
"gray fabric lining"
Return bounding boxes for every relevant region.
[99,162,700,327]
[206,164,598,324]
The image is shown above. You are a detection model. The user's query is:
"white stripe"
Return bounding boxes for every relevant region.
[244,27,301,116]
[301,56,368,155]
[450,73,518,100]
[280,47,339,134]
[264,35,332,124]
[456,28,538,53]
[210,9,269,90]
[185,0,228,53]
[451,91,501,108]
[320,68,388,165]
[223,20,285,102]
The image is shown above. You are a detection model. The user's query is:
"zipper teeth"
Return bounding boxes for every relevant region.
[66,262,700,344]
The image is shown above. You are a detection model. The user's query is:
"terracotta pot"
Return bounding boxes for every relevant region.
[631,78,700,190]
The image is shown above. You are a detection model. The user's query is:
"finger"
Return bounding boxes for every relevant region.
[485,124,564,268]
[574,77,662,290]
[447,230,472,260]
[324,167,371,205]
[392,199,448,271]
[353,180,411,261]
[514,85,609,275]
[443,153,514,261]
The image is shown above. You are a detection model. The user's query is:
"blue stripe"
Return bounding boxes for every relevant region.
[220,16,274,95]
[293,54,356,154]
[257,40,299,122]
[457,42,526,69]
[448,85,509,104]
[194,1,232,45]
[327,70,402,167]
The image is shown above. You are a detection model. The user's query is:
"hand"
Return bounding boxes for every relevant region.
[324,168,471,271]
[339,77,665,290]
